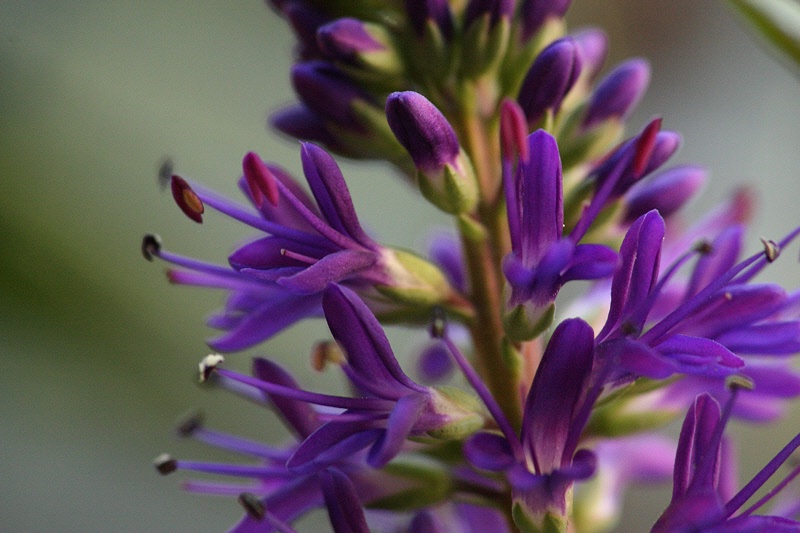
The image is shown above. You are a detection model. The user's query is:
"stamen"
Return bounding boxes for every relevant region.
[199,354,225,382]
[439,333,524,460]
[238,492,265,520]
[176,411,204,437]
[311,341,345,372]
[280,248,319,265]
[171,175,205,223]
[761,237,780,262]
[242,152,280,208]
[154,453,177,475]
[141,234,162,261]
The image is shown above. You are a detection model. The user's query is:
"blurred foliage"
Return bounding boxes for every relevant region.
[726,0,800,71]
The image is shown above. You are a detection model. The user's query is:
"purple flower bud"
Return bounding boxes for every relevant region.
[283,2,330,60]
[270,104,348,153]
[464,0,515,29]
[405,0,454,39]
[317,17,385,63]
[623,165,707,223]
[583,58,651,129]
[517,37,583,126]
[291,61,372,129]
[385,91,460,174]
[573,28,608,82]
[520,0,572,41]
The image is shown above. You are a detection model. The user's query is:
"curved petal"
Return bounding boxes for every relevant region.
[464,432,516,471]
[367,393,426,467]
[277,249,377,293]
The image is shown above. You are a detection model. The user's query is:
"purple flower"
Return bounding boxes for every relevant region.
[462,319,599,525]
[404,0,454,39]
[653,391,800,532]
[146,145,461,351]
[502,129,617,338]
[292,61,374,130]
[317,18,385,62]
[464,0,515,29]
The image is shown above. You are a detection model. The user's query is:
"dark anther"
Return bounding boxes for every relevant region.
[154,453,177,475]
[620,320,640,336]
[693,240,713,255]
[429,306,447,338]
[142,234,162,261]
[171,175,204,223]
[238,492,266,520]
[199,354,224,382]
[176,411,204,437]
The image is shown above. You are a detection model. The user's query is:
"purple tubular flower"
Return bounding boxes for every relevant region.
[385,91,460,175]
[464,0,515,29]
[320,468,370,533]
[464,318,598,521]
[283,1,330,60]
[147,144,395,351]
[404,0,454,39]
[291,61,373,130]
[503,130,617,309]
[285,285,480,471]
[623,165,707,223]
[317,17,385,63]
[653,392,800,531]
[517,37,583,126]
[520,0,572,41]
[270,104,349,154]
[583,58,651,129]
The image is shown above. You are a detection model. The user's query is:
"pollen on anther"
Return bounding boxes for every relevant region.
[142,234,162,261]
[199,354,224,382]
[761,237,780,263]
[171,175,204,223]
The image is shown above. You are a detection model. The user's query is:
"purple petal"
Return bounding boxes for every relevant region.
[323,284,426,397]
[270,104,344,151]
[229,476,322,533]
[416,342,455,383]
[229,237,326,271]
[404,0,454,39]
[300,143,374,246]
[608,337,677,380]
[522,318,595,471]
[252,358,321,439]
[288,419,382,474]
[599,210,665,340]
[428,232,467,293]
[367,393,426,467]
[208,294,321,352]
[277,249,377,293]
[317,18,384,62]
[573,28,608,81]
[672,393,721,500]
[655,335,744,376]
[682,284,787,339]
[320,468,370,533]
[516,130,563,264]
[291,61,372,128]
[716,321,800,355]
[520,0,571,41]
[561,243,618,282]
[464,432,516,471]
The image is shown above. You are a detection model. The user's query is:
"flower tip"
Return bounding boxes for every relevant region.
[154,453,177,475]
[633,117,662,177]
[141,234,162,261]
[199,354,224,382]
[175,411,204,437]
[242,151,279,208]
[170,175,204,223]
[238,492,266,520]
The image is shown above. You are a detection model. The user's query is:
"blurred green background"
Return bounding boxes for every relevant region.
[2,1,800,531]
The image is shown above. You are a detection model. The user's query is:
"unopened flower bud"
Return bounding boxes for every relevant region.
[242,152,279,208]
[520,0,572,41]
[500,98,530,162]
[292,61,374,130]
[583,58,650,129]
[465,0,515,30]
[386,91,478,213]
[317,18,402,75]
[405,0,454,39]
[517,36,583,126]
[623,165,707,223]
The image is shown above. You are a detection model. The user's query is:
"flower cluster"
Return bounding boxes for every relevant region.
[146,1,800,531]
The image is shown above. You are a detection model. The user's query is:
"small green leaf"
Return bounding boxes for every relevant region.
[726,0,800,68]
